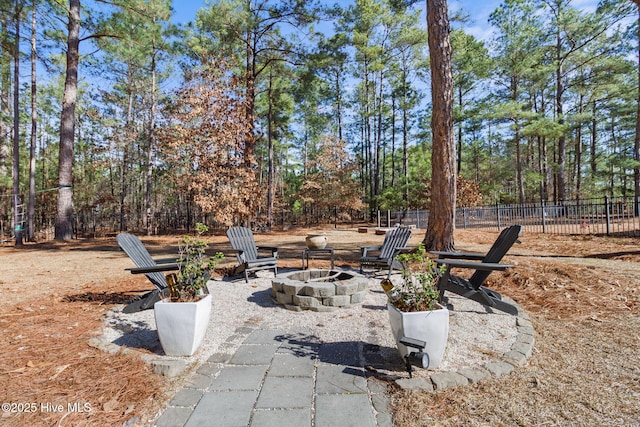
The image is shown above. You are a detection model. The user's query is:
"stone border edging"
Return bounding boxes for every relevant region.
[271,270,370,312]
[394,297,535,392]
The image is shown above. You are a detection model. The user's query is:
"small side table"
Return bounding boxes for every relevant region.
[302,247,335,270]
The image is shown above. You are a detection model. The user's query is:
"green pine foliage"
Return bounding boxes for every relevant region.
[0,0,638,235]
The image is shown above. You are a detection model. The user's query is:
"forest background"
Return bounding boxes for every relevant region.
[0,0,639,242]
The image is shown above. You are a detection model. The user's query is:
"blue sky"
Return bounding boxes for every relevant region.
[169,1,505,25]
[170,0,602,42]
[449,0,601,41]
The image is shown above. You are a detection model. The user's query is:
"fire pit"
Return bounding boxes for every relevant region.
[271,269,370,312]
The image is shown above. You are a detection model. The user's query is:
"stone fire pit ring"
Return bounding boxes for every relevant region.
[271,269,370,312]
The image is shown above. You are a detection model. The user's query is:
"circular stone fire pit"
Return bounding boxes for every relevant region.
[271,270,370,312]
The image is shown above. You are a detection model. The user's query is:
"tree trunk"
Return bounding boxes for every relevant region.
[575,93,584,201]
[244,0,256,166]
[555,30,566,202]
[423,0,456,252]
[635,4,640,216]
[0,17,9,186]
[391,93,396,188]
[536,136,542,201]
[589,99,599,200]
[145,44,157,236]
[515,121,525,205]
[12,0,23,246]
[266,71,274,229]
[364,62,373,212]
[373,69,383,205]
[457,85,462,174]
[54,0,80,241]
[402,67,409,207]
[28,3,36,242]
[335,69,343,142]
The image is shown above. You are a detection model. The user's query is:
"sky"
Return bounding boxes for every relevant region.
[169,1,497,27]
[449,0,601,41]
[170,0,602,43]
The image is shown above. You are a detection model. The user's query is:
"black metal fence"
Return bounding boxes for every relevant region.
[2,196,639,241]
[376,196,640,237]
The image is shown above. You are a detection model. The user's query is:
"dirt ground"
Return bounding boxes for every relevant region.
[0,227,639,426]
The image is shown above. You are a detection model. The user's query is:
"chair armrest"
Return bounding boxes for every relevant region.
[434,259,514,271]
[228,248,247,263]
[430,250,485,261]
[257,246,278,257]
[154,257,180,264]
[127,263,179,274]
[360,245,381,257]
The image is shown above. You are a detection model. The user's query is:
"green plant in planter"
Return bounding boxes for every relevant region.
[167,223,224,302]
[385,244,446,312]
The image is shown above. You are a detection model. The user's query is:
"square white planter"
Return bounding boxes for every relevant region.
[154,294,212,356]
[387,302,449,369]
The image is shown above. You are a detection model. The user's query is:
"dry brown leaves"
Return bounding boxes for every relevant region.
[300,135,364,212]
[0,277,167,427]
[158,57,259,225]
[496,258,639,320]
[389,231,640,427]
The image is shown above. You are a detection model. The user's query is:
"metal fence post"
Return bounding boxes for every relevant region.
[463,208,467,229]
[496,203,501,229]
[605,195,611,236]
[542,201,547,234]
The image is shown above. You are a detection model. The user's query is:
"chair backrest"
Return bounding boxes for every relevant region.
[469,224,522,288]
[226,226,259,261]
[379,227,412,260]
[116,233,167,290]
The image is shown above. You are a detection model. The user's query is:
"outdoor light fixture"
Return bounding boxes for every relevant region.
[400,336,429,378]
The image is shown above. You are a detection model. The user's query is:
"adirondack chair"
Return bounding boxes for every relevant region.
[226,226,278,282]
[431,224,522,315]
[360,227,412,278]
[116,233,182,313]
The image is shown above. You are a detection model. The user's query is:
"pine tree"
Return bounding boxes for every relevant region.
[54,0,79,241]
[423,0,456,251]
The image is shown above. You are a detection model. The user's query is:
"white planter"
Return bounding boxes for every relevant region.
[387,302,449,369]
[305,232,328,249]
[154,294,212,356]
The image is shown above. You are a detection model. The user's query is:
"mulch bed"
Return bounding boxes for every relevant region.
[389,246,640,426]
[0,277,166,427]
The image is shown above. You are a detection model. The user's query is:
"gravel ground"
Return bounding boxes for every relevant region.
[96,268,518,378]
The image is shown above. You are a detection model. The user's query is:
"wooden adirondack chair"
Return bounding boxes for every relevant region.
[360,227,412,278]
[431,224,522,315]
[226,227,278,282]
[116,233,182,313]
